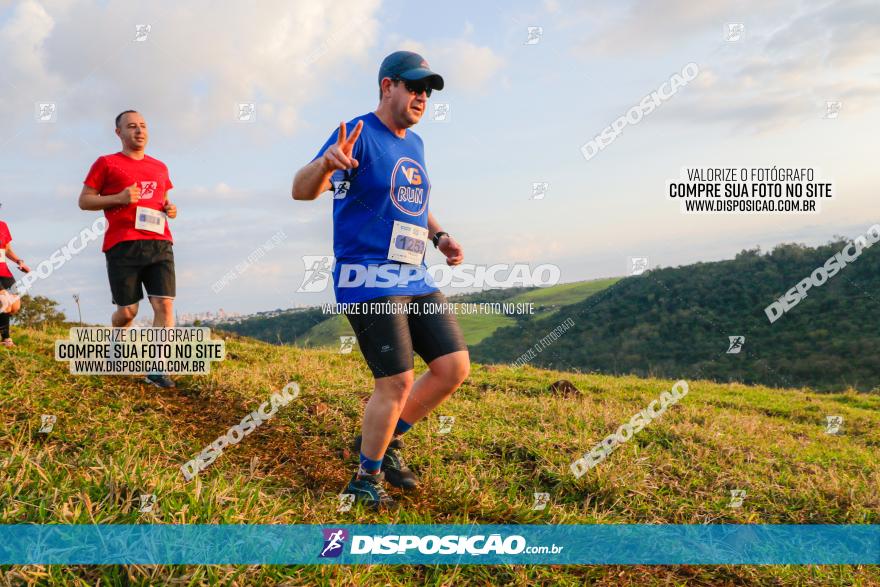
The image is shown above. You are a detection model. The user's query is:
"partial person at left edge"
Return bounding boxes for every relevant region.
[77,110,179,388]
[0,203,32,348]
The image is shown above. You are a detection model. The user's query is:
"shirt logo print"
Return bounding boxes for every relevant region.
[139,181,157,201]
[390,157,429,216]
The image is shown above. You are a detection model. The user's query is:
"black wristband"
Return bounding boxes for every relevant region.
[432,231,449,248]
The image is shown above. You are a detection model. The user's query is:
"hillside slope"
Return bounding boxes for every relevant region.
[2,326,879,584]
[218,279,618,349]
[473,241,880,391]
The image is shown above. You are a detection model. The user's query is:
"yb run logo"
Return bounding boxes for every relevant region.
[390,157,429,216]
[401,166,422,185]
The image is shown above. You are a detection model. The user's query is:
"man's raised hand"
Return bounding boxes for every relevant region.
[322,120,363,173]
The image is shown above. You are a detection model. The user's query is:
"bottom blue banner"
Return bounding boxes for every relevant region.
[1,525,877,565]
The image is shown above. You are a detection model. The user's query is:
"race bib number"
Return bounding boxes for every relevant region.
[387,220,428,265]
[0,249,5,263]
[135,207,166,234]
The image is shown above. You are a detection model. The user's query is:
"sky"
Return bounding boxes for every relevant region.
[0,0,878,324]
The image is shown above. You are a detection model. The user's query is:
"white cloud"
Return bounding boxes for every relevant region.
[0,0,382,139]
[543,0,560,14]
[187,182,240,201]
[574,0,788,55]
[0,0,52,70]
[571,0,880,132]
[503,236,563,263]
[398,37,504,93]
[672,1,880,132]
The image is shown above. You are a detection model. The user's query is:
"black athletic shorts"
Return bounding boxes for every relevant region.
[0,276,15,290]
[105,240,176,307]
[344,291,468,378]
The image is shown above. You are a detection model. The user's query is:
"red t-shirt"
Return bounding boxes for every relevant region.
[83,153,174,252]
[0,221,12,278]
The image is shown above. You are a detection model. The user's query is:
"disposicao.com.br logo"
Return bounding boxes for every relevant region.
[318,530,563,558]
[297,258,561,292]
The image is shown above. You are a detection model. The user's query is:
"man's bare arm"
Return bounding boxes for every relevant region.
[292,158,334,201]
[4,244,21,264]
[427,212,447,243]
[78,184,140,211]
[3,245,30,273]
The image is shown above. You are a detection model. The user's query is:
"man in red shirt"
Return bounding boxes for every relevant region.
[0,214,32,348]
[78,110,179,388]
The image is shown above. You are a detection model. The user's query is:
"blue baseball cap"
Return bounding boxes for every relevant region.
[378,51,444,91]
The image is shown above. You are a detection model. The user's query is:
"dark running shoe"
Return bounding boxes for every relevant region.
[145,373,176,389]
[343,472,397,510]
[353,435,420,490]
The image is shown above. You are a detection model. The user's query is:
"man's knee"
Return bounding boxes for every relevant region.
[375,371,415,405]
[150,297,174,316]
[116,304,138,321]
[430,352,470,388]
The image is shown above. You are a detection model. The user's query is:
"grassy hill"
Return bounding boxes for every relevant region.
[295,311,519,348]
[473,241,880,392]
[510,278,620,316]
[199,307,332,346]
[219,278,618,349]
[2,325,879,585]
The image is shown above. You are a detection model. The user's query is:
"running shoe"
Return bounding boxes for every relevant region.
[343,471,398,510]
[145,373,176,388]
[353,435,420,490]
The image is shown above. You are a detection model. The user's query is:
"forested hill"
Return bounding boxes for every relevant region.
[472,239,880,392]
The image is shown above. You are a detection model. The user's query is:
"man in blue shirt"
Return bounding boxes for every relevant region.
[292,51,470,509]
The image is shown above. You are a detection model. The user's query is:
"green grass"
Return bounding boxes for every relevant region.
[2,324,879,585]
[292,310,515,348]
[291,279,620,350]
[454,312,517,345]
[292,312,516,348]
[511,278,620,306]
[511,278,619,321]
[299,314,354,348]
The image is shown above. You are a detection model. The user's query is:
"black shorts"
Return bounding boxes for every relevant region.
[344,291,468,378]
[0,276,15,290]
[105,240,176,307]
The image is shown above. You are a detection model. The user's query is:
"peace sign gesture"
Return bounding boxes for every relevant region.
[321,120,363,173]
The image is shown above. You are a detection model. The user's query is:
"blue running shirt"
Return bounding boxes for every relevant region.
[312,112,439,303]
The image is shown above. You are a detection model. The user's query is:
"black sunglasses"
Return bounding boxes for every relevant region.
[393,78,432,97]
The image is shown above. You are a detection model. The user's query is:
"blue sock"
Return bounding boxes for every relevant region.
[394,417,413,436]
[358,452,383,477]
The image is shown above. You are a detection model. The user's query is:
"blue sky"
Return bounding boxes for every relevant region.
[0,0,878,323]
